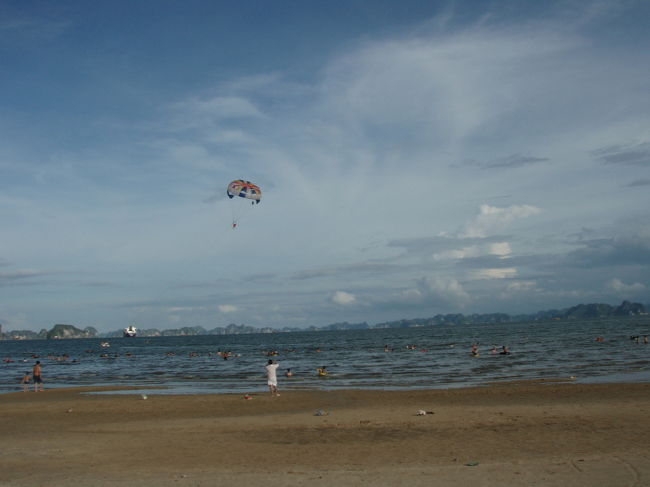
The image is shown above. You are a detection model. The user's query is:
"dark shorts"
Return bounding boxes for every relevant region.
[33,375,43,383]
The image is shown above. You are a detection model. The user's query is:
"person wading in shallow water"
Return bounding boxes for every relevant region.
[32,361,44,392]
[266,359,280,396]
[21,371,30,392]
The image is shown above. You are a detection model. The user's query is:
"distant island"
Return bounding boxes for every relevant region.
[0,323,100,341]
[0,300,647,340]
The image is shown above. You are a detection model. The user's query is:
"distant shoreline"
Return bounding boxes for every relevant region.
[2,300,648,340]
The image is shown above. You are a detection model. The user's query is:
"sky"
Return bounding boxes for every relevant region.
[1,0,649,333]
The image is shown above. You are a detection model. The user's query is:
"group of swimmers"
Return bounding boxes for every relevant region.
[278,367,328,377]
[384,344,429,352]
[471,344,511,357]
[630,335,649,344]
[595,335,650,345]
[272,366,328,378]
[5,353,74,363]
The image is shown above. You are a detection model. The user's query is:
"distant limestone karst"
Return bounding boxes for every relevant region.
[46,324,98,339]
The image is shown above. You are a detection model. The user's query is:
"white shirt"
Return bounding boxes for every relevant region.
[266,363,279,383]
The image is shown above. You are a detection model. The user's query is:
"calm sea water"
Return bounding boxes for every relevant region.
[2,317,649,395]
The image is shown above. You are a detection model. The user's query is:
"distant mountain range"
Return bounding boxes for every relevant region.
[1,300,647,340]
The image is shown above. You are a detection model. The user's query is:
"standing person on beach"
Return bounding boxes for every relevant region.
[265,359,280,396]
[32,361,44,392]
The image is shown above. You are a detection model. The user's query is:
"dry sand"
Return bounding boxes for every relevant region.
[2,382,650,486]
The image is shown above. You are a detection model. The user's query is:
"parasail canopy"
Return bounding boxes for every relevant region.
[227,179,262,203]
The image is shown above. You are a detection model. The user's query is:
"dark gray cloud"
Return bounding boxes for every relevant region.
[291,268,337,280]
[563,234,650,268]
[592,142,650,166]
[242,272,277,282]
[342,261,401,274]
[484,154,550,169]
[75,280,121,288]
[450,254,517,270]
[625,178,650,188]
[0,269,52,286]
[462,154,549,169]
[0,269,115,290]
[291,261,408,281]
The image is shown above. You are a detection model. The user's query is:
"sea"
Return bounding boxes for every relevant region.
[2,317,649,395]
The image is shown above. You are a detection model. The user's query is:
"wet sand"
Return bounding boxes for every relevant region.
[1,382,650,486]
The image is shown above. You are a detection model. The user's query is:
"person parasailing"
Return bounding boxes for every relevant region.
[226,179,261,228]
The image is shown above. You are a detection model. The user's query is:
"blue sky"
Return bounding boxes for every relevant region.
[1,0,649,333]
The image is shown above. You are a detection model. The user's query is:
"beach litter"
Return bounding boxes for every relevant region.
[464,461,480,467]
[140,394,148,400]
[416,410,434,416]
[244,394,252,400]
[315,409,329,416]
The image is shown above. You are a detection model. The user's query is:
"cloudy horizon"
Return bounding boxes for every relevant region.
[1,0,649,332]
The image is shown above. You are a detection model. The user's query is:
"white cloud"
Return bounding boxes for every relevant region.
[417,276,470,307]
[320,23,587,154]
[505,281,537,292]
[152,94,267,144]
[399,288,423,300]
[607,278,646,293]
[433,246,480,261]
[0,16,71,44]
[498,280,539,301]
[474,268,518,280]
[432,241,511,262]
[218,305,238,313]
[167,307,199,313]
[171,95,265,122]
[331,290,356,305]
[464,204,542,238]
[489,242,512,257]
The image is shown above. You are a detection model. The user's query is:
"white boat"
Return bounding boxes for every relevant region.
[123,325,137,338]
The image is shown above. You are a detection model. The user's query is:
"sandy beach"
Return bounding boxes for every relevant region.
[2,382,650,486]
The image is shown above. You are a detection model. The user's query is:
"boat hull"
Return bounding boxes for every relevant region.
[123,326,137,338]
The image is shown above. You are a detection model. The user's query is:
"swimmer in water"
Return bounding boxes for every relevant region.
[317,366,328,377]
